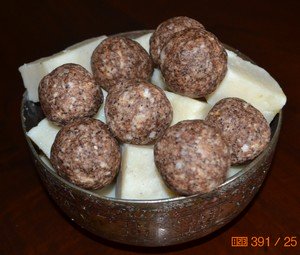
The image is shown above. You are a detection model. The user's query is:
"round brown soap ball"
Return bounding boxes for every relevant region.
[154,120,231,195]
[150,16,205,66]
[50,118,121,190]
[91,36,153,92]
[205,98,271,165]
[105,80,173,145]
[160,28,227,98]
[39,63,103,126]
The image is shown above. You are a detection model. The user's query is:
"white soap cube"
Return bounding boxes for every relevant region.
[165,91,211,125]
[19,35,107,102]
[206,50,286,123]
[151,68,167,90]
[116,144,175,200]
[27,119,60,158]
[133,32,152,54]
[226,165,244,179]
[94,89,108,123]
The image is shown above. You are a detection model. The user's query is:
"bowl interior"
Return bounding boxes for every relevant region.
[21,30,282,205]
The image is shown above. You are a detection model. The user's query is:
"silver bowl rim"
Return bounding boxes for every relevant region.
[21,30,283,204]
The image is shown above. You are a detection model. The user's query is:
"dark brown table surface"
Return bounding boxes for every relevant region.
[1,0,299,254]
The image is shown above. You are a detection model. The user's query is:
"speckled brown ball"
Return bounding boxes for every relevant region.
[150,16,205,66]
[205,98,271,165]
[50,118,121,190]
[39,63,103,126]
[105,80,173,145]
[160,28,227,98]
[91,36,153,92]
[154,120,231,195]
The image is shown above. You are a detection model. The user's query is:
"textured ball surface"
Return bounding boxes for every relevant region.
[105,80,173,145]
[154,120,230,195]
[50,118,121,190]
[205,97,271,164]
[150,16,205,66]
[39,63,103,126]
[160,28,227,98]
[92,36,153,92]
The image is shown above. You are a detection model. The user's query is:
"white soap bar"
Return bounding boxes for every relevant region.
[40,154,116,197]
[27,119,60,158]
[19,35,107,102]
[226,165,244,179]
[133,32,152,54]
[165,91,211,125]
[94,89,108,123]
[206,50,286,123]
[151,68,167,90]
[116,144,175,200]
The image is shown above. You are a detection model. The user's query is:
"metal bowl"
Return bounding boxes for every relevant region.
[21,30,282,247]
